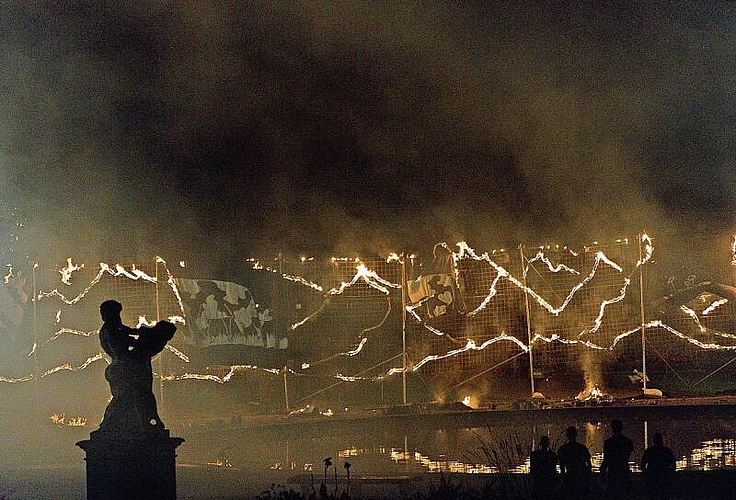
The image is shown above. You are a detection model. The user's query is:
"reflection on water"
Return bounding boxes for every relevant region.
[263,438,736,475]
[195,415,736,476]
[687,439,736,471]
[374,438,736,474]
[389,448,497,474]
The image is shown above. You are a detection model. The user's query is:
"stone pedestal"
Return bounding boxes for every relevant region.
[77,430,184,500]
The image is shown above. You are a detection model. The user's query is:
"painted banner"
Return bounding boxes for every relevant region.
[176,278,287,348]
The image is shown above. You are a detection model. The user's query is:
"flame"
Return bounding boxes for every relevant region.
[50,413,65,426]
[291,262,399,330]
[59,257,84,285]
[681,305,707,332]
[408,236,654,371]
[251,260,323,292]
[302,295,392,367]
[3,264,13,284]
[40,353,105,378]
[412,335,528,371]
[457,241,627,317]
[586,278,632,334]
[6,235,736,388]
[576,385,606,401]
[156,257,186,318]
[206,459,233,468]
[43,328,97,345]
[159,364,279,384]
[703,298,729,315]
[37,258,187,320]
[68,416,87,427]
[523,251,581,278]
[39,261,164,305]
[165,344,190,363]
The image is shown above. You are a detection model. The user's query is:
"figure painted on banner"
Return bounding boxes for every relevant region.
[530,435,558,500]
[98,299,176,437]
[601,419,634,499]
[641,433,676,500]
[557,426,591,500]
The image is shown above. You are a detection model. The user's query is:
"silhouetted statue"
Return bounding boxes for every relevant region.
[601,419,634,499]
[98,299,176,437]
[557,426,591,500]
[641,433,676,500]
[530,435,558,500]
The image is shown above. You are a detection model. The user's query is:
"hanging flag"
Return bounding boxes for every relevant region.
[176,278,286,348]
[407,274,457,318]
[0,269,28,337]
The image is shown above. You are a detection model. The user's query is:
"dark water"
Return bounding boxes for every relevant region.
[1,410,736,499]
[178,412,736,476]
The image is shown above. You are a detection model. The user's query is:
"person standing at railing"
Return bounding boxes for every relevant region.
[641,433,676,500]
[601,419,634,499]
[530,435,558,500]
[557,426,591,500]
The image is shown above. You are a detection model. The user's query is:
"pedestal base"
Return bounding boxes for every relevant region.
[77,430,184,500]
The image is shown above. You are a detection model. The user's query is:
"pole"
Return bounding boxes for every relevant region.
[278,253,288,411]
[155,258,165,414]
[32,262,38,380]
[638,234,647,391]
[520,245,535,396]
[283,366,290,412]
[32,260,39,438]
[401,253,408,405]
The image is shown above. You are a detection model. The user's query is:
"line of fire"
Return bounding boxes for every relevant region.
[2,233,736,438]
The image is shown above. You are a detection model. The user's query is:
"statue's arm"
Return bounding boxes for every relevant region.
[136,321,177,356]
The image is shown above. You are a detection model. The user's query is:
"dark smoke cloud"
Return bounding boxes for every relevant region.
[1,2,734,277]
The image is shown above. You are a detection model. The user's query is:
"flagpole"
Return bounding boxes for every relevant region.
[32,261,39,410]
[401,253,408,405]
[520,244,535,396]
[279,252,289,411]
[155,258,165,415]
[283,365,290,412]
[638,234,647,391]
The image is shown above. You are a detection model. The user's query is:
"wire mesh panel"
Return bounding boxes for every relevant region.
[404,238,649,398]
[6,233,736,421]
[287,256,404,374]
[406,249,527,380]
[644,278,736,392]
[526,240,644,386]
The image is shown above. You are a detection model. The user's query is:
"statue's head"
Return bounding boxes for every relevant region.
[100,300,123,322]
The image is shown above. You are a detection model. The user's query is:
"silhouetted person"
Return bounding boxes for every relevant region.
[557,426,591,500]
[601,419,634,499]
[641,433,676,500]
[530,435,558,500]
[98,299,176,437]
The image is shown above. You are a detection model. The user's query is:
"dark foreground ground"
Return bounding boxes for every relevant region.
[2,467,736,500]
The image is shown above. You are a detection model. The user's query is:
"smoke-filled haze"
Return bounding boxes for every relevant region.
[1,2,734,277]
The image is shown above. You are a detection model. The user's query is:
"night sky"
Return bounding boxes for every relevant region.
[2,2,734,278]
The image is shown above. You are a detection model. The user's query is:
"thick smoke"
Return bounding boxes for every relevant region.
[0,2,734,277]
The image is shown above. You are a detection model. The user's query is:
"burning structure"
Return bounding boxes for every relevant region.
[1,234,736,429]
